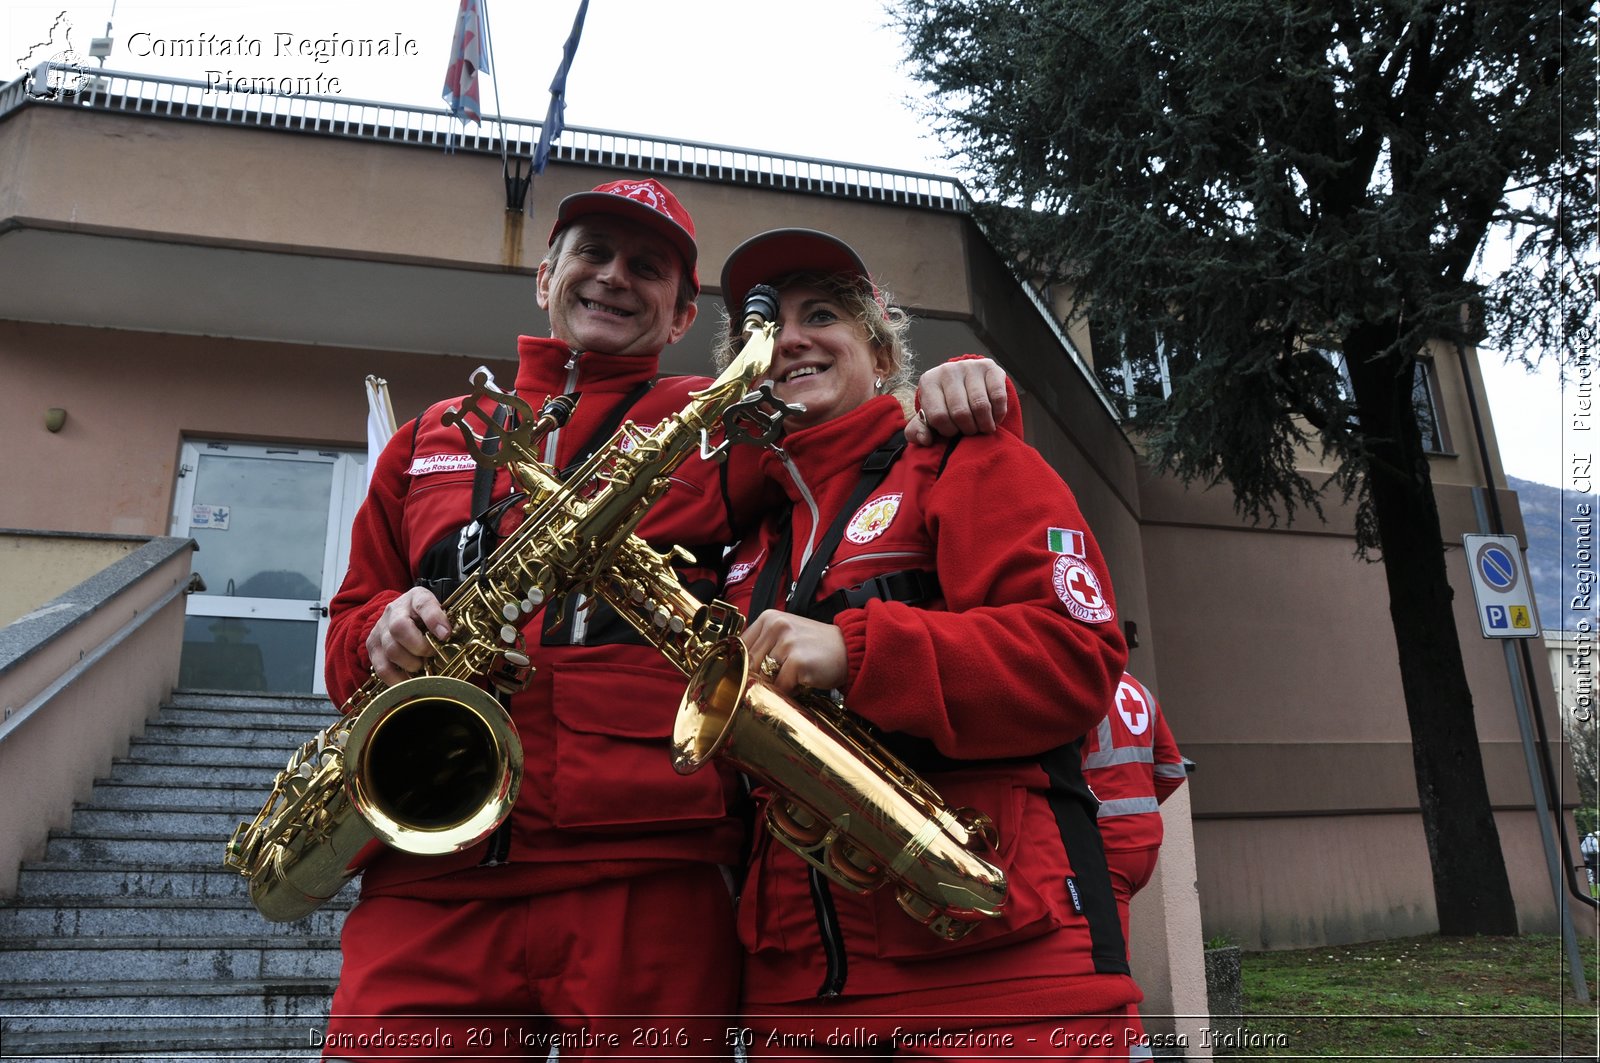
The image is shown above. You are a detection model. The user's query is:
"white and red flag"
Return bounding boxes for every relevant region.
[442,0,492,123]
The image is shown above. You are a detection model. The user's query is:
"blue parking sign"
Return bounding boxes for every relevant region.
[1463,534,1540,639]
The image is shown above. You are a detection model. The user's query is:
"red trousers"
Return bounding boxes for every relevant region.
[321,865,741,1060]
[1105,847,1160,958]
[746,1008,1148,1061]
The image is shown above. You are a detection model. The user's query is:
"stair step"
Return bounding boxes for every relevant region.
[70,805,259,836]
[0,1018,324,1056]
[15,860,251,900]
[0,935,342,982]
[0,974,335,1010]
[45,830,245,865]
[80,779,273,812]
[154,705,340,728]
[3,691,352,1054]
[0,893,352,938]
[165,690,334,714]
[138,721,327,747]
[124,740,300,768]
[107,760,286,786]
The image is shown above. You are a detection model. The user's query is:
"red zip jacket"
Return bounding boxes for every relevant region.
[719,394,1136,1016]
[325,335,772,899]
[1082,673,1187,855]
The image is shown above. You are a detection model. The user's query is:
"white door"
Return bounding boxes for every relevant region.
[171,440,367,695]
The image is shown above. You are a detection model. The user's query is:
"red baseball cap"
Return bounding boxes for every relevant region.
[549,178,699,292]
[719,228,872,314]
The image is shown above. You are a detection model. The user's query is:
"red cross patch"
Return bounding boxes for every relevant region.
[1052,555,1113,624]
[1116,678,1151,735]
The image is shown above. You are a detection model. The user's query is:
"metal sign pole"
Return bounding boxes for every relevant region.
[1470,490,1589,1003]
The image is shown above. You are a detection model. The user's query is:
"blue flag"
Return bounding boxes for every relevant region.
[533,0,589,174]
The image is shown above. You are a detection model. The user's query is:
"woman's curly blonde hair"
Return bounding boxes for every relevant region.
[714,271,918,412]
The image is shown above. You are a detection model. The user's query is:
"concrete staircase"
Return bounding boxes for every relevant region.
[0,691,353,1060]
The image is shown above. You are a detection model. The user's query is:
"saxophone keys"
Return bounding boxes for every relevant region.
[526,588,545,608]
[499,624,518,644]
[501,602,521,622]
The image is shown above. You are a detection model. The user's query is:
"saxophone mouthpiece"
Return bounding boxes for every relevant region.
[538,393,579,431]
[741,284,781,332]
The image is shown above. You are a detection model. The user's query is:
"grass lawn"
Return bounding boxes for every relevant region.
[1234,932,1599,1059]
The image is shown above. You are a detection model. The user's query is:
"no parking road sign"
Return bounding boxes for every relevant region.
[1462,533,1541,639]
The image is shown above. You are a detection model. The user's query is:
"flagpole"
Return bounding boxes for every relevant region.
[480,0,534,212]
[479,0,510,177]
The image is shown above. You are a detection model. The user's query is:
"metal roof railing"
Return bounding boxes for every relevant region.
[0,64,972,213]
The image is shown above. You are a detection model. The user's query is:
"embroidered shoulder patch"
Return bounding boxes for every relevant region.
[1115,678,1152,735]
[408,453,478,476]
[1052,555,1114,624]
[845,493,902,545]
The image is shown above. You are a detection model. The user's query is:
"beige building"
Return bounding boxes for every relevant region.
[0,66,1585,1038]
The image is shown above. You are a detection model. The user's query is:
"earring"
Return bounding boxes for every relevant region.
[874,376,883,391]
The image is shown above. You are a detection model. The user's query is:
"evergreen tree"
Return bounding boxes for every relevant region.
[894,0,1595,934]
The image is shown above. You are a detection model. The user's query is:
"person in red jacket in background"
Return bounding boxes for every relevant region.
[1081,672,1188,954]
[319,178,1011,1061]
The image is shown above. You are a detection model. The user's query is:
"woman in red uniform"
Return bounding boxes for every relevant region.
[714,229,1145,1059]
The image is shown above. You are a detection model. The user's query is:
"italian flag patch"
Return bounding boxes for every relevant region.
[1047,527,1085,556]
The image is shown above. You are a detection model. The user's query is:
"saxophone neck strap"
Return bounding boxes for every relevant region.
[557,380,656,479]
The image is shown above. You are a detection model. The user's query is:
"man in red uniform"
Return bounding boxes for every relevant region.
[320,178,1010,1060]
[1080,672,1188,952]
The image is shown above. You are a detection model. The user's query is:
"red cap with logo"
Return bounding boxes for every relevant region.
[720,228,886,330]
[549,178,699,293]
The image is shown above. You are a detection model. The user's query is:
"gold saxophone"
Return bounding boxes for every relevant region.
[226,290,1007,938]
[223,296,790,922]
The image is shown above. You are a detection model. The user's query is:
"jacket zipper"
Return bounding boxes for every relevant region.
[542,349,583,468]
[776,449,822,604]
[553,349,586,645]
[829,549,929,570]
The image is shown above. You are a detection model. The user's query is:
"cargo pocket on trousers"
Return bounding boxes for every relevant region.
[868,777,1062,960]
[549,662,729,831]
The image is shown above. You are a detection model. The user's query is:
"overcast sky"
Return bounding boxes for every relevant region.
[4,0,1583,490]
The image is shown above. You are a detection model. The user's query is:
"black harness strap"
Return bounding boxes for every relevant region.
[807,568,941,627]
[557,380,656,478]
[540,380,672,648]
[749,431,909,624]
[746,430,908,1000]
[747,513,794,622]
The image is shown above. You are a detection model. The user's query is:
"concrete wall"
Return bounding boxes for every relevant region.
[0,536,195,896]
[0,531,146,627]
[0,320,515,538]
[1138,469,1574,948]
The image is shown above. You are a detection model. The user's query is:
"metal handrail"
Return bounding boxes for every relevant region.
[0,64,972,213]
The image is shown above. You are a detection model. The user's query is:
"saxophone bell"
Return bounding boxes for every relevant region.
[343,676,522,854]
[673,638,1008,940]
[228,674,522,923]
